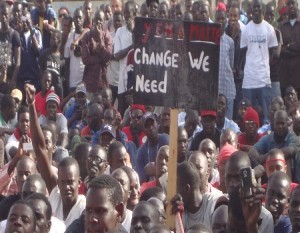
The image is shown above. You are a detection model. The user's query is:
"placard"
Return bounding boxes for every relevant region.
[133,17,220,111]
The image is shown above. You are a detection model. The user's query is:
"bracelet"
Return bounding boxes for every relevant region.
[28,100,35,106]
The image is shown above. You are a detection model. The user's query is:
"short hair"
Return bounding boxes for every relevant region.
[51,30,62,41]
[59,6,70,15]
[0,94,15,111]
[42,69,52,79]
[74,7,83,17]
[74,142,91,160]
[125,0,137,14]
[17,105,29,122]
[10,200,36,228]
[140,186,165,202]
[177,161,200,189]
[88,174,123,206]
[218,93,228,105]
[108,141,125,160]
[40,124,55,143]
[63,15,73,24]
[113,10,123,18]
[58,157,79,171]
[26,193,52,220]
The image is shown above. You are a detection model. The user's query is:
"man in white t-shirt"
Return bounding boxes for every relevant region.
[64,8,85,92]
[176,161,223,230]
[107,11,124,105]
[114,1,136,116]
[240,0,278,124]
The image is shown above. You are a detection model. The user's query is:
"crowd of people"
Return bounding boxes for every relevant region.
[0,0,299,232]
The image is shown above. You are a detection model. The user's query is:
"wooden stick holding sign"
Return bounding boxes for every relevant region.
[166,108,178,228]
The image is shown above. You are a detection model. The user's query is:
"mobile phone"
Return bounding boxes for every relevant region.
[240,167,254,198]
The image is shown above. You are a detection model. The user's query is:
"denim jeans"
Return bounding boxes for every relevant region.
[242,85,271,124]
[226,98,234,120]
[271,81,281,100]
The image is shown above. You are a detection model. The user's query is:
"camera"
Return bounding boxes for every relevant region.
[74,43,82,57]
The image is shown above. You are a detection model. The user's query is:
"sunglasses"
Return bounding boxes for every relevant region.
[59,14,67,18]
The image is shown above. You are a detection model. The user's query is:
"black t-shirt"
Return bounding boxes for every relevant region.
[39,48,61,79]
[190,129,221,151]
[0,28,21,80]
[39,48,63,98]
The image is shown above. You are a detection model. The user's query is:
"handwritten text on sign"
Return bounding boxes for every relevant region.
[133,18,220,110]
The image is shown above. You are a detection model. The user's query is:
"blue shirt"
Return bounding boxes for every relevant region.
[219,34,236,100]
[30,7,56,49]
[136,134,169,182]
[216,117,240,134]
[274,215,292,233]
[254,131,300,181]
[64,98,89,129]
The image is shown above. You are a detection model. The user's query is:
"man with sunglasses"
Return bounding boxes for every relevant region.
[238,107,264,152]
[123,104,147,149]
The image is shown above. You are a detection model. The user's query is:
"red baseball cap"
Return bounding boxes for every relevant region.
[200,110,217,118]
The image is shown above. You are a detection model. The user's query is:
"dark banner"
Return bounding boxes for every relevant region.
[133,17,220,111]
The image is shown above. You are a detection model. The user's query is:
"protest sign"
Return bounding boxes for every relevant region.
[133,17,220,111]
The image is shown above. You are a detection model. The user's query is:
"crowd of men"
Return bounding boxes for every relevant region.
[0,0,299,232]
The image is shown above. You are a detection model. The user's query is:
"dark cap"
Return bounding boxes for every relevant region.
[99,124,116,138]
[239,98,252,108]
[143,112,157,126]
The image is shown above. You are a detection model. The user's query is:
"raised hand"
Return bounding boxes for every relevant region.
[24,83,36,105]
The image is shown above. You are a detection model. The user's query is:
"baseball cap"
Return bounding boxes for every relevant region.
[11,89,22,102]
[200,110,217,118]
[239,98,252,108]
[46,93,60,105]
[131,104,146,113]
[99,124,116,138]
[143,112,157,126]
[75,83,87,95]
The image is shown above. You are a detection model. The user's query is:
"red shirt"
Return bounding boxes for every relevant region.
[122,126,146,147]
[34,89,53,116]
[238,133,265,146]
[140,180,157,194]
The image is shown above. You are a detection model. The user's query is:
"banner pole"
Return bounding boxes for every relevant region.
[166,108,179,229]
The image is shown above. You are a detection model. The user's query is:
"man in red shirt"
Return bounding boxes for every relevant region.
[238,107,264,151]
[34,70,54,117]
[122,104,146,148]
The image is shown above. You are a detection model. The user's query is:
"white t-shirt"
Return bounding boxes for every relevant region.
[5,133,18,159]
[0,216,66,233]
[107,30,120,87]
[122,209,132,232]
[182,193,223,230]
[114,26,133,94]
[64,31,85,88]
[49,185,86,227]
[38,113,68,135]
[240,20,278,89]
